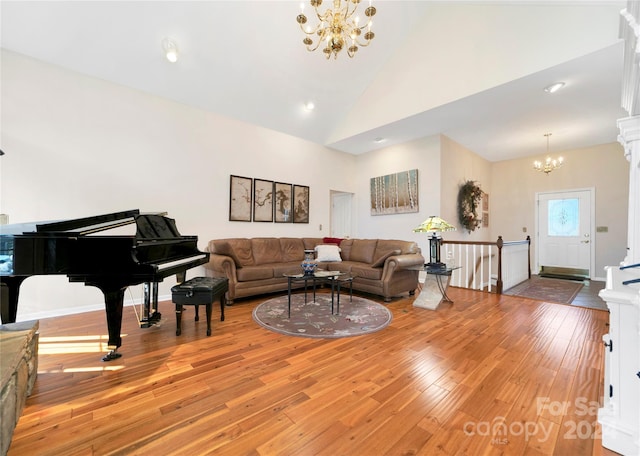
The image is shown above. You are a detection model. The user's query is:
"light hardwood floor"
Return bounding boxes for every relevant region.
[8,288,616,455]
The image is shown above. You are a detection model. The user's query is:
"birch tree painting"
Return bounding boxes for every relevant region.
[370,169,419,215]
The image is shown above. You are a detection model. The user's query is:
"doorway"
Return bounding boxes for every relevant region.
[536,188,595,279]
[330,191,353,238]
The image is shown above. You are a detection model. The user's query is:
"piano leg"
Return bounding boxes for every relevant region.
[86,282,126,361]
[0,276,27,324]
[152,282,159,316]
[140,282,161,328]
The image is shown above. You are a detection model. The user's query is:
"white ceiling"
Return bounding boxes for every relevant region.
[0,1,630,162]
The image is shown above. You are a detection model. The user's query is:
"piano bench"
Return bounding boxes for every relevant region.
[171,277,228,336]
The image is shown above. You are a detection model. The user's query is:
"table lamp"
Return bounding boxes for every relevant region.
[413,216,456,269]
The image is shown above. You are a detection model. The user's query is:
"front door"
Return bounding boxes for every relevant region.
[536,189,594,278]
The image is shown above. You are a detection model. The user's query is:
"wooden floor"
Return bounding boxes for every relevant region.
[8,288,616,456]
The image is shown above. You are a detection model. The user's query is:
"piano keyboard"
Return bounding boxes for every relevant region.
[155,254,208,271]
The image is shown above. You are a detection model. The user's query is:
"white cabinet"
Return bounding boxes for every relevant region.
[598,265,640,455]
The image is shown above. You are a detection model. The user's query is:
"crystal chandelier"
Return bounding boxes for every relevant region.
[296,0,377,59]
[533,133,564,174]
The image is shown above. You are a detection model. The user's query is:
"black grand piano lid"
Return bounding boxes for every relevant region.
[0,210,144,275]
[0,209,141,236]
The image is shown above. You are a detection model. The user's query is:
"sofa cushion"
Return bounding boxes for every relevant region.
[315,244,342,262]
[236,265,274,281]
[349,263,383,280]
[302,238,325,250]
[371,249,401,268]
[279,238,305,262]
[319,262,351,273]
[376,239,418,255]
[349,239,378,264]
[273,262,305,277]
[251,238,284,265]
[339,239,353,260]
[210,238,254,267]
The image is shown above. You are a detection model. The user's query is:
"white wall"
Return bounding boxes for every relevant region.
[491,142,629,279]
[357,134,629,281]
[1,50,356,319]
[1,49,630,321]
[331,2,623,143]
[354,135,442,256]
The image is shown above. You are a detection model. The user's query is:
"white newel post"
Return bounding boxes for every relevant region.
[598,115,640,456]
[598,118,640,455]
[598,3,640,455]
[619,117,640,267]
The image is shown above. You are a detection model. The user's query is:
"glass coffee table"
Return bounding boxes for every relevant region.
[283,270,351,317]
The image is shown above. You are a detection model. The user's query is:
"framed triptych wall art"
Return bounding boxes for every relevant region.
[293,184,310,224]
[253,178,274,222]
[229,175,252,222]
[274,182,293,223]
[228,174,309,224]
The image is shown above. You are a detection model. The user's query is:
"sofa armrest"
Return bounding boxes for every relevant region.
[381,253,424,280]
[204,253,238,282]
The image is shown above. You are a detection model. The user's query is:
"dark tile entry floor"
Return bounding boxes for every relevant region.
[571,279,608,311]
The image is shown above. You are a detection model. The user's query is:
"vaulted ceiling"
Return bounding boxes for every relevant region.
[0,1,629,161]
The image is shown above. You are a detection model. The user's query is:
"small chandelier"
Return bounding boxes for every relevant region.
[533,133,564,174]
[296,0,376,60]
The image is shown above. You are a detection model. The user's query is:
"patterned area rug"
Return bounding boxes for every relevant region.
[504,276,583,304]
[252,293,392,339]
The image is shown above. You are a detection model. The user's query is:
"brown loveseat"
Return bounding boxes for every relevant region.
[204,237,424,304]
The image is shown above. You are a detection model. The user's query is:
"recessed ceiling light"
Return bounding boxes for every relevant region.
[374,137,386,143]
[304,101,315,111]
[162,38,179,63]
[544,82,565,93]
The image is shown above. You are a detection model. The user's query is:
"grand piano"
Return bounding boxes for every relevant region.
[0,209,209,361]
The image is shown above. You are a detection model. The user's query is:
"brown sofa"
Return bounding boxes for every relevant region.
[204,237,424,304]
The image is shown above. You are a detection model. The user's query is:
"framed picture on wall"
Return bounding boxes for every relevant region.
[274,182,293,223]
[229,175,252,222]
[482,191,489,228]
[370,169,419,215]
[253,179,274,222]
[293,184,310,223]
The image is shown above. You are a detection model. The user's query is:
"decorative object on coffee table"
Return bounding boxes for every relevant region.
[252,294,392,339]
[413,216,456,269]
[300,249,318,275]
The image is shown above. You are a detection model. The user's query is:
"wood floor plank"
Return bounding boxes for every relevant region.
[7,288,611,455]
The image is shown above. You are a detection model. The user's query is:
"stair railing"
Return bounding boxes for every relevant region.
[441,236,531,293]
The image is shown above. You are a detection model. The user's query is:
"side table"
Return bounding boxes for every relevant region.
[410,266,460,310]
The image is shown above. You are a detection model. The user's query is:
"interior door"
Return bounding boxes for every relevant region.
[330,191,353,238]
[537,189,594,277]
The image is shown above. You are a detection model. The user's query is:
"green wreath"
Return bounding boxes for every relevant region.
[457,180,483,232]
